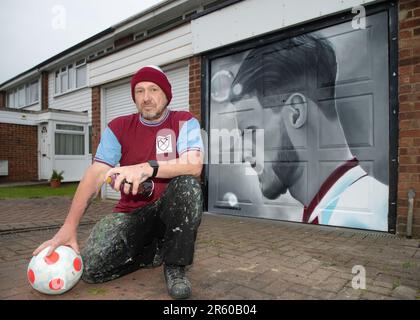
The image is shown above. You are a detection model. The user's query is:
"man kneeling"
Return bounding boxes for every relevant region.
[33,65,204,299]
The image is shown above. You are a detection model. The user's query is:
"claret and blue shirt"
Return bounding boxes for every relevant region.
[94,109,204,213]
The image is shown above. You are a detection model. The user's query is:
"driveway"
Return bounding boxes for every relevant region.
[1,196,419,300]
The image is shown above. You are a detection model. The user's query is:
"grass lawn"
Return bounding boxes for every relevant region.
[0,182,78,199]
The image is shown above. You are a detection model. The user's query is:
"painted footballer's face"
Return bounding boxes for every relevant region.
[232,94,300,200]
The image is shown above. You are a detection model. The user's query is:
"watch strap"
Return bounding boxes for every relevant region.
[148,160,159,178]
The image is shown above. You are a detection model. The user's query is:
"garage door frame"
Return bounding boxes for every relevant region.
[201,1,399,233]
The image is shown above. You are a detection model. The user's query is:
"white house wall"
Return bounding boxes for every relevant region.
[48,72,92,122]
[192,0,378,54]
[54,155,91,182]
[0,109,90,125]
[23,103,41,111]
[89,24,192,86]
[0,110,38,125]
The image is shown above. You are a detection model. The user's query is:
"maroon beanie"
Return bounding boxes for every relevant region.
[130,66,172,105]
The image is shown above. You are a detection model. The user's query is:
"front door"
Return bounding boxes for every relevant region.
[39,123,50,180]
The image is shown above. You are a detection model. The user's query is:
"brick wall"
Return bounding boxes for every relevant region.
[0,123,38,182]
[189,55,204,184]
[41,72,49,110]
[0,91,5,108]
[397,0,420,236]
[189,56,202,122]
[91,86,101,159]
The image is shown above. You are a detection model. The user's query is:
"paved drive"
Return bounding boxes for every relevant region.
[1,196,419,300]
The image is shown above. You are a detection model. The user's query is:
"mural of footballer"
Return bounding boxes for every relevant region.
[227,34,389,231]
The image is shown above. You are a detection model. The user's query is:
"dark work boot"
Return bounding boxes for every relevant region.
[164,264,192,299]
[142,239,163,269]
[150,245,163,267]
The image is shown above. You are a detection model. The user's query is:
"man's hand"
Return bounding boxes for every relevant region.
[105,163,153,195]
[32,224,79,257]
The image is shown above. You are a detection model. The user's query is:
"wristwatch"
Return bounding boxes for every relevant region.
[148,160,159,178]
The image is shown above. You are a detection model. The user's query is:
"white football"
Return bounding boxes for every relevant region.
[27,246,83,295]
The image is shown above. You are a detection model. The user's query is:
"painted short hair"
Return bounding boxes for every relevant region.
[230,33,338,120]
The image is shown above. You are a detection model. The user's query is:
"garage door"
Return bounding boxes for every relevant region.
[207,12,391,232]
[102,63,189,200]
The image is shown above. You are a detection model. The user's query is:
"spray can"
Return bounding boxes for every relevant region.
[106,174,154,197]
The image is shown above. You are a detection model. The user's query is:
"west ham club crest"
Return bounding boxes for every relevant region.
[156,134,173,154]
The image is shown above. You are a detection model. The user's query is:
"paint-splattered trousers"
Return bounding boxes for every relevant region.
[81,175,203,284]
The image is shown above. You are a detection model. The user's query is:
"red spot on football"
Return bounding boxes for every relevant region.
[44,251,60,265]
[73,257,82,272]
[49,278,64,290]
[27,269,35,284]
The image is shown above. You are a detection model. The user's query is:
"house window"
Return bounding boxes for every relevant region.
[7,92,14,108]
[55,71,60,94]
[18,86,25,107]
[60,67,68,92]
[68,64,74,90]
[76,59,87,88]
[54,59,87,94]
[27,80,39,104]
[55,124,85,155]
[56,124,84,131]
[14,90,18,107]
[6,79,39,108]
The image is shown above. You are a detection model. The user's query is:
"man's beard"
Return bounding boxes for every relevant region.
[140,105,165,121]
[260,121,301,199]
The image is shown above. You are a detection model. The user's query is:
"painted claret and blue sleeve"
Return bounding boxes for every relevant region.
[176,117,204,156]
[94,126,122,167]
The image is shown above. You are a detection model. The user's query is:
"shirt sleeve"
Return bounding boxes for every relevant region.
[94,126,122,167]
[176,118,204,156]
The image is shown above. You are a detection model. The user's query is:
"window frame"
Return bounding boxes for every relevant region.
[54,123,87,156]
[6,78,40,109]
[75,60,87,89]
[54,59,88,97]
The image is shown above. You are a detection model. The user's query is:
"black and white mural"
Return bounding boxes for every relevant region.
[208,12,390,232]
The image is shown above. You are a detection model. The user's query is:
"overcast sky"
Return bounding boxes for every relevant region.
[0,0,164,84]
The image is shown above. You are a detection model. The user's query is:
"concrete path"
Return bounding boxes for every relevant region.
[1,196,419,300]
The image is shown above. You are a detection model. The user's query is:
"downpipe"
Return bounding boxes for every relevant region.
[406,188,416,239]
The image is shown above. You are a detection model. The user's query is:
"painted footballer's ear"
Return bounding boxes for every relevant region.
[284,93,308,129]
